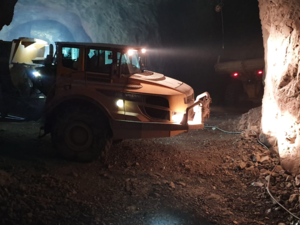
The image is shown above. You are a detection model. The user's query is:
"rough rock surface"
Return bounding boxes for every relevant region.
[0,110,298,224]
[238,107,262,133]
[258,0,300,174]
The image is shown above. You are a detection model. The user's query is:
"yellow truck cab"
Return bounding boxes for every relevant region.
[0,38,211,161]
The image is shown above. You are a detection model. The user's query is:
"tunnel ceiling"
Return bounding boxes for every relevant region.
[0,0,165,46]
[0,0,264,99]
[0,0,263,58]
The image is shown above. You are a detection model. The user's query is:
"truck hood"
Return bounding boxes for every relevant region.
[129,71,183,89]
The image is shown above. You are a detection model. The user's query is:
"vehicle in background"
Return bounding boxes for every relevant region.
[215,58,265,106]
[0,37,211,162]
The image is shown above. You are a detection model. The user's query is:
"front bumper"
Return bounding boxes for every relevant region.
[112,92,211,139]
[184,92,211,130]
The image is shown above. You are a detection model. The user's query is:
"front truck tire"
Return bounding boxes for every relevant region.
[51,106,112,162]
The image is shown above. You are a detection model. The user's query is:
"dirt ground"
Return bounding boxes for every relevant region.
[0,106,295,225]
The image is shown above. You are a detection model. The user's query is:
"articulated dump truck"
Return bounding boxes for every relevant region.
[215,59,265,105]
[0,37,211,161]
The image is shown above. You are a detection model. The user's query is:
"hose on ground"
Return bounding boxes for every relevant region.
[204,125,242,134]
[204,125,269,150]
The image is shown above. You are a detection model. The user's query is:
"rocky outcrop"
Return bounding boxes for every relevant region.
[258,0,300,174]
[0,0,18,30]
[238,107,262,133]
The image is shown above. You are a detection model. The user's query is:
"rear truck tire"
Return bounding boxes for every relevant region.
[51,106,112,162]
[224,83,244,106]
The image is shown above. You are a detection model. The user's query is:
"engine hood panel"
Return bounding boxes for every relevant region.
[130,72,183,89]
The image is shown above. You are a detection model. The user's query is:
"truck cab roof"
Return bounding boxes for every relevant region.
[56,42,146,51]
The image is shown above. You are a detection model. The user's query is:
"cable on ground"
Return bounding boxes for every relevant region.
[205,124,300,222]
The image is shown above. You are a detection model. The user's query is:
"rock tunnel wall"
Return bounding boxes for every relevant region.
[0,0,264,101]
[0,0,162,45]
[258,0,300,174]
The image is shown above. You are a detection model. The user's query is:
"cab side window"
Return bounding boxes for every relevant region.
[62,47,79,70]
[86,49,113,74]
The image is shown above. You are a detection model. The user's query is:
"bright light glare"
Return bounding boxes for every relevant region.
[258,70,263,75]
[33,71,41,77]
[141,48,147,54]
[189,105,202,125]
[128,49,136,56]
[233,72,239,77]
[172,113,184,124]
[25,45,36,51]
[116,99,124,108]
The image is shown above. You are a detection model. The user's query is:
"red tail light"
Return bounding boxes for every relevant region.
[233,72,239,77]
[257,70,263,75]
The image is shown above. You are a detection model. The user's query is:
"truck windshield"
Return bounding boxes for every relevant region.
[120,51,142,75]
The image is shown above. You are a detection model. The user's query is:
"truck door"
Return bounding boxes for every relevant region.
[60,46,85,82]
[85,48,113,83]
[85,48,126,120]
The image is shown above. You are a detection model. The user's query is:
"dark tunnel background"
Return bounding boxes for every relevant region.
[0,0,264,105]
[150,0,264,104]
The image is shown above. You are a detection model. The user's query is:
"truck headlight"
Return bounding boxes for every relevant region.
[116,99,124,108]
[172,112,184,124]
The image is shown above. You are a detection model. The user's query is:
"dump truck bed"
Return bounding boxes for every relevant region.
[0,40,46,121]
[215,58,265,74]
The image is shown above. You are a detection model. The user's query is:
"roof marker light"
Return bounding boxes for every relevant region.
[128,49,136,56]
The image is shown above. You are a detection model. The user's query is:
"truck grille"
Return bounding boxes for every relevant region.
[145,96,169,108]
[139,106,170,121]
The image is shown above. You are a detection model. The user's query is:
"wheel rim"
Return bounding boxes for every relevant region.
[64,122,93,152]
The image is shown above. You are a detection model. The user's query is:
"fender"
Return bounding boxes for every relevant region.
[45,94,112,119]
[43,94,112,134]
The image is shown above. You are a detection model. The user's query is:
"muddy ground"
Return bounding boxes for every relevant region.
[0,107,294,225]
